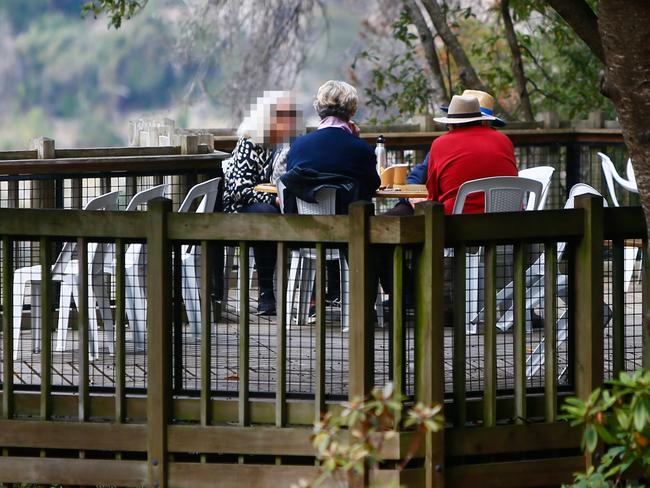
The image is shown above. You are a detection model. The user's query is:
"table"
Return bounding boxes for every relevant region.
[254,183,428,199]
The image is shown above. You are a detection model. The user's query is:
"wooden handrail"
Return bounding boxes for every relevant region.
[214,128,625,152]
[0,205,641,244]
[0,152,227,176]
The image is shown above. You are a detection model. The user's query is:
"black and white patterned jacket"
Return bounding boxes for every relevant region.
[223,137,282,213]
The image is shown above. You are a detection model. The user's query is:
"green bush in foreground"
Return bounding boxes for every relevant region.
[562,370,650,487]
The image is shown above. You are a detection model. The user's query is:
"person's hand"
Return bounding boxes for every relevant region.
[348,120,361,137]
[275,197,281,207]
[409,197,427,208]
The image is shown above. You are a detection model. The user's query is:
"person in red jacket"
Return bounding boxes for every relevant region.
[427,94,518,214]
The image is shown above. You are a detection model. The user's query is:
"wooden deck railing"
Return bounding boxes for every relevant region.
[0,196,646,487]
[0,129,632,213]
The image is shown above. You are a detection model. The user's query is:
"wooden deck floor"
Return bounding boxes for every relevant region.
[1,283,644,398]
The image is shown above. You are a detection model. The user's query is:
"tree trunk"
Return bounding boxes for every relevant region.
[419,0,510,118]
[500,0,535,122]
[404,0,449,106]
[598,0,650,330]
[419,0,487,91]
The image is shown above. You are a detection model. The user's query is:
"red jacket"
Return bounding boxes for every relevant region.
[426,125,518,214]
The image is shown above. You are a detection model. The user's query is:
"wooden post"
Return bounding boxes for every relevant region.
[484,243,497,427]
[565,142,581,200]
[544,242,558,422]
[414,202,445,488]
[452,244,466,428]
[2,238,13,419]
[392,245,404,429]
[77,238,89,421]
[611,240,625,375]
[39,237,53,421]
[200,241,213,427]
[275,242,288,428]
[513,243,526,423]
[30,137,56,209]
[574,195,604,400]
[239,242,250,428]
[348,202,374,488]
[315,243,326,421]
[176,135,201,209]
[348,202,374,400]
[146,198,173,488]
[115,239,127,423]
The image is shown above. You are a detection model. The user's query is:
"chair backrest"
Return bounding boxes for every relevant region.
[52,191,120,276]
[565,183,607,210]
[626,158,636,185]
[598,152,621,207]
[178,177,221,214]
[296,187,337,215]
[125,184,168,211]
[598,152,637,207]
[124,184,169,268]
[452,176,543,214]
[179,178,221,256]
[518,166,555,210]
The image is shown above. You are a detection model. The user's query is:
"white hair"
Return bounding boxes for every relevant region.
[237,90,294,144]
[313,80,358,121]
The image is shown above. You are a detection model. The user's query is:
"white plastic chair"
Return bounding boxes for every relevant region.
[518,166,555,210]
[179,178,221,337]
[489,184,605,333]
[282,186,351,331]
[599,152,638,207]
[598,152,640,290]
[13,191,120,360]
[120,184,168,350]
[626,158,636,187]
[452,176,544,334]
[524,183,608,379]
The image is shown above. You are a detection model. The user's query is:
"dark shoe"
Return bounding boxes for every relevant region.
[307,304,316,324]
[257,290,276,316]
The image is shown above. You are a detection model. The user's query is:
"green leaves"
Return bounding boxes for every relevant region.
[310,382,444,486]
[81,0,148,29]
[562,369,650,486]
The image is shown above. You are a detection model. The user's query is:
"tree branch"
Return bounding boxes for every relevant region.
[545,0,605,64]
[419,0,487,91]
[403,0,448,104]
[500,0,534,121]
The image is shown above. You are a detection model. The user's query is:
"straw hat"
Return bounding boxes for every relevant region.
[433,95,496,125]
[440,90,506,127]
[461,89,506,127]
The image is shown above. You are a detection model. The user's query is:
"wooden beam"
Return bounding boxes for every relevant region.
[146,198,173,487]
[275,243,288,427]
[0,420,147,451]
[414,202,445,488]
[445,422,581,457]
[0,457,147,486]
[574,195,604,400]
[446,456,583,487]
[2,238,14,419]
[348,202,374,399]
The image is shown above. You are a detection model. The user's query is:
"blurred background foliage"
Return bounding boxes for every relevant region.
[0,0,613,149]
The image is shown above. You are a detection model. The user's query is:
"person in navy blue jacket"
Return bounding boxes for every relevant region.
[285,80,380,202]
[384,153,430,216]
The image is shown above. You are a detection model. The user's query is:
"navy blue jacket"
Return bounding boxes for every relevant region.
[286,128,380,202]
[407,152,429,184]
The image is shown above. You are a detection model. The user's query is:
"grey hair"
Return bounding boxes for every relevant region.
[237,90,293,144]
[313,80,358,121]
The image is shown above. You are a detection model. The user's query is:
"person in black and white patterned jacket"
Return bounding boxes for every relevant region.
[222,91,301,314]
